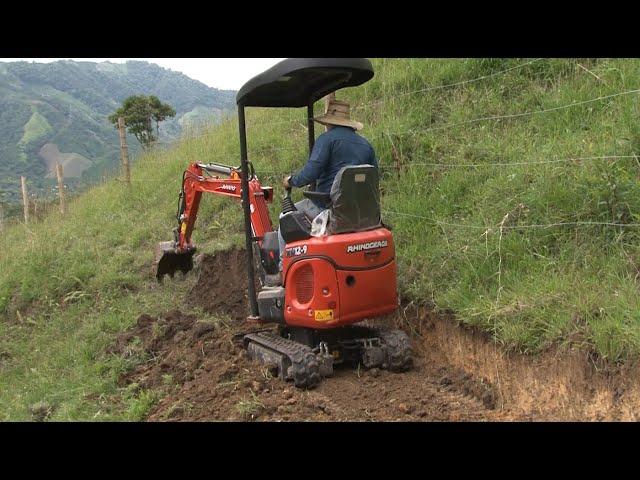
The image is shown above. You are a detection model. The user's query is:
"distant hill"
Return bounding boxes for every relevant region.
[0,60,236,203]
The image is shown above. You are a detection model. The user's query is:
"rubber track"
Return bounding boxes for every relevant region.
[244,331,321,389]
[376,329,413,372]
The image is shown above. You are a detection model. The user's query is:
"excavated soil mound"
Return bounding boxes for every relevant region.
[186,248,251,321]
[108,310,211,389]
[110,310,513,421]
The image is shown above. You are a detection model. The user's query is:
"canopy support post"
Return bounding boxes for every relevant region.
[238,105,259,319]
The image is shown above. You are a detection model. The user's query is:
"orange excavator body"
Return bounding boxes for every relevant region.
[155,162,398,329]
[282,228,397,329]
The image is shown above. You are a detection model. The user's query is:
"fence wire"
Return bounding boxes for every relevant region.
[353,58,545,111]
[379,88,640,137]
[5,60,640,238]
[382,209,640,231]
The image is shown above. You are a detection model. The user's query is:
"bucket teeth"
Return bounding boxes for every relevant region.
[154,241,196,281]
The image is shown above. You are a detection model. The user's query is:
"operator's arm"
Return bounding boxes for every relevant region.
[289,135,331,188]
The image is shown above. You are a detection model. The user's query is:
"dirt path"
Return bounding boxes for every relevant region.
[303,356,517,421]
[107,248,640,421]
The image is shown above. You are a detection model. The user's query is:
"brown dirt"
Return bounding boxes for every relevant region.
[400,303,640,420]
[186,248,251,321]
[109,249,640,421]
[110,310,514,421]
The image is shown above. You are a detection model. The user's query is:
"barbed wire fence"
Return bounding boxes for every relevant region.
[36,79,640,169]
[352,58,546,112]
[5,59,640,253]
[375,88,640,137]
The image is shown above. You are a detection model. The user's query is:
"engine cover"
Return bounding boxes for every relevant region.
[282,227,398,329]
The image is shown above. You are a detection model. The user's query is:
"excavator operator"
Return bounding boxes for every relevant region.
[274,99,378,280]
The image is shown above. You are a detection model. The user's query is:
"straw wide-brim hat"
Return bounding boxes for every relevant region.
[314,100,363,131]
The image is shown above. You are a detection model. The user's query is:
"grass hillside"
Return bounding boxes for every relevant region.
[2,58,640,420]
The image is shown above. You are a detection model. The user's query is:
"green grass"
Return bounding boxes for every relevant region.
[235,391,265,420]
[0,138,245,420]
[19,110,52,146]
[2,58,640,420]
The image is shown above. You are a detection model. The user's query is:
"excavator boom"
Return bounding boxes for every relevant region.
[154,162,273,280]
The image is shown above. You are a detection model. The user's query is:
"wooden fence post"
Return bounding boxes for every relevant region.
[21,176,29,224]
[117,117,131,185]
[0,204,4,232]
[56,163,66,215]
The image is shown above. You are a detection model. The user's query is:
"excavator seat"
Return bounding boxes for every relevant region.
[261,164,381,277]
[303,164,381,235]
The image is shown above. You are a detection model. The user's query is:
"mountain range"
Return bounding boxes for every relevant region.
[0,60,237,203]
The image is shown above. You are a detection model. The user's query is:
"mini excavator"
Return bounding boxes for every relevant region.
[155,58,412,388]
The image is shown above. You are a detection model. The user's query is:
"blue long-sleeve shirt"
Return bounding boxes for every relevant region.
[289,126,378,207]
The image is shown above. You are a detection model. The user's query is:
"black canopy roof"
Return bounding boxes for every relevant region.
[236,58,374,108]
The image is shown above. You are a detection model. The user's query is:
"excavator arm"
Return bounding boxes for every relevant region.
[155,161,274,280]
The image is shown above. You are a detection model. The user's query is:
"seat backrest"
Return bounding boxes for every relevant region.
[328,164,381,234]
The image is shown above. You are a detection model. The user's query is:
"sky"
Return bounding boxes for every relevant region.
[0,58,285,90]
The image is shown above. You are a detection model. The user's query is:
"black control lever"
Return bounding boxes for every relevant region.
[281,185,296,215]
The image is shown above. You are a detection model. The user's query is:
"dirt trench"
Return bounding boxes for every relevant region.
[110,309,513,421]
[405,305,640,420]
[110,248,640,421]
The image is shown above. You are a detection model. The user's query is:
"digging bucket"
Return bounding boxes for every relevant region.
[154,241,196,281]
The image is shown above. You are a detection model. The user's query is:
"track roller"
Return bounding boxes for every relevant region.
[244,331,324,389]
[377,328,413,372]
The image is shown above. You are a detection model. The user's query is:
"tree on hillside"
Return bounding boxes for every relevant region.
[109,95,176,149]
